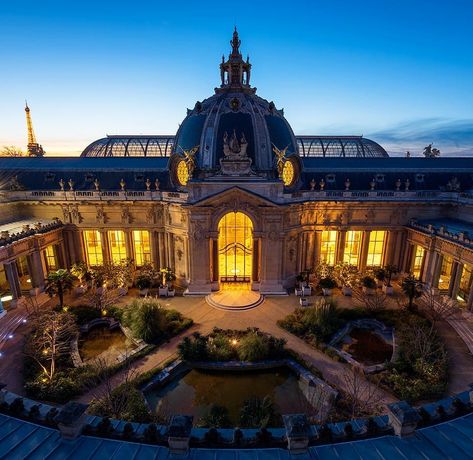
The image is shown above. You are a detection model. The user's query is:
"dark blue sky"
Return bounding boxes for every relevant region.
[1,0,472,155]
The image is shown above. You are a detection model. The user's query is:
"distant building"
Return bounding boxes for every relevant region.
[1,30,472,308]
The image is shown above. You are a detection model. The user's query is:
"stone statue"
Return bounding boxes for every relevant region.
[272,144,289,176]
[423,144,440,158]
[223,130,248,160]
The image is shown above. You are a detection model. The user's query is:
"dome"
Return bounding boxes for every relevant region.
[81,136,174,157]
[173,29,297,174]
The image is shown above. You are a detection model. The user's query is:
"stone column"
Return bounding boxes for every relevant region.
[185,234,211,295]
[384,230,397,266]
[4,262,21,302]
[313,230,321,266]
[306,231,315,270]
[29,251,45,291]
[124,230,133,262]
[336,230,347,264]
[100,230,110,264]
[467,281,473,310]
[421,249,436,285]
[150,230,159,268]
[157,231,166,268]
[450,262,463,299]
[259,234,286,295]
[359,230,371,271]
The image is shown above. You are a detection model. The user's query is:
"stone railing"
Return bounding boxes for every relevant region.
[285,189,465,203]
[0,219,63,249]
[0,190,188,204]
[1,383,473,453]
[410,219,473,250]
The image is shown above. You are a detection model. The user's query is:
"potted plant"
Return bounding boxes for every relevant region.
[361,275,377,295]
[136,273,152,296]
[319,277,337,296]
[44,269,75,308]
[382,264,398,295]
[401,274,423,311]
[90,267,106,295]
[335,263,358,296]
[373,267,386,288]
[159,267,176,296]
[115,259,134,296]
[71,261,91,295]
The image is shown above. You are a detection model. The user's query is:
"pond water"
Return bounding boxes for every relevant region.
[145,368,308,425]
[342,327,392,366]
[79,325,136,363]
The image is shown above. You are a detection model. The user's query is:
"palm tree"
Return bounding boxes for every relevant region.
[44,269,75,308]
[401,274,423,311]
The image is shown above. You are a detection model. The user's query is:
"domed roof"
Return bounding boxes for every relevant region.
[173,29,297,174]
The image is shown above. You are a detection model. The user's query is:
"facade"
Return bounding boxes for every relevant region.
[1,29,473,309]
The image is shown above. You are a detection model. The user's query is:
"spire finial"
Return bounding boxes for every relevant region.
[230,26,241,55]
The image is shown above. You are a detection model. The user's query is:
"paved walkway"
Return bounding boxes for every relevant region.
[77,294,397,406]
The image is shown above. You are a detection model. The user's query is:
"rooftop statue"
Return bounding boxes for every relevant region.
[223,130,248,160]
[423,143,441,158]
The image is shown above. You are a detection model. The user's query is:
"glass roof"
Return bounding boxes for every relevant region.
[297,136,388,158]
[81,136,174,157]
[81,135,388,158]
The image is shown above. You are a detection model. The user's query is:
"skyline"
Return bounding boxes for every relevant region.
[1,0,472,156]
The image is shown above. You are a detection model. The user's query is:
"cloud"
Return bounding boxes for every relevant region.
[367,118,473,156]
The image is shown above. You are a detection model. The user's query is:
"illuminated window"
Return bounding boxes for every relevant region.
[83,230,103,266]
[109,230,127,264]
[16,256,32,291]
[320,231,337,266]
[366,230,386,267]
[343,231,362,266]
[412,246,425,278]
[176,159,189,186]
[282,160,295,187]
[458,264,473,303]
[43,245,58,272]
[218,212,253,282]
[0,264,12,304]
[133,230,151,266]
[438,255,454,291]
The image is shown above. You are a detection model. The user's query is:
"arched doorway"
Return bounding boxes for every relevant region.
[218,211,253,284]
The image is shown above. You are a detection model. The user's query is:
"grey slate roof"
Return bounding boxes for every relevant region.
[2,412,473,459]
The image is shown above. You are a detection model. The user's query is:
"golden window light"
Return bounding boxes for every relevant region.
[176,159,189,186]
[282,159,295,187]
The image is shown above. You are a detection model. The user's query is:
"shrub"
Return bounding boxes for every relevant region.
[200,405,231,428]
[238,333,270,362]
[318,277,337,290]
[178,333,209,361]
[240,396,276,428]
[361,276,377,289]
[121,298,190,343]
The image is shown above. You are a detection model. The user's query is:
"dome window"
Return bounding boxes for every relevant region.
[176,159,190,186]
[282,159,295,187]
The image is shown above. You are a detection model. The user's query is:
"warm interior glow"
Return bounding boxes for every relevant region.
[83,230,103,266]
[458,263,473,303]
[320,230,337,266]
[44,244,58,271]
[438,255,454,290]
[343,230,362,266]
[282,159,295,186]
[109,230,127,264]
[412,245,425,278]
[176,159,189,186]
[366,230,386,267]
[218,211,253,283]
[133,230,151,266]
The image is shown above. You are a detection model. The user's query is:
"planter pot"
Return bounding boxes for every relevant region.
[362,286,376,295]
[383,285,394,295]
[342,286,352,296]
[139,288,149,297]
[159,287,169,297]
[302,286,311,296]
[321,288,332,296]
[29,287,41,297]
[118,286,128,296]
[74,286,87,296]
[168,289,175,297]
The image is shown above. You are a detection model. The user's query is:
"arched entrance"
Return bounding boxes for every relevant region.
[217,211,253,284]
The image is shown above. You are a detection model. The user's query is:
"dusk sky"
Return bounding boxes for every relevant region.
[1,0,472,156]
